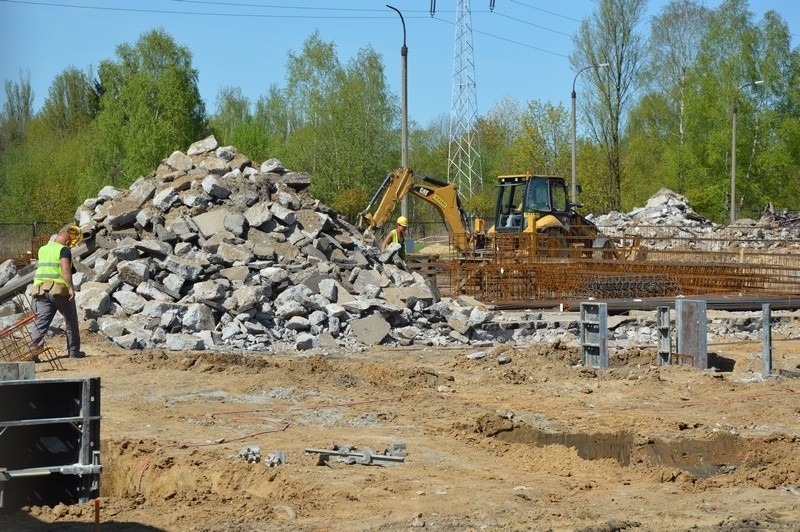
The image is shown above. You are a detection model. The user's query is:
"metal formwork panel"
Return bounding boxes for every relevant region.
[580,302,608,368]
[762,304,772,376]
[675,299,707,369]
[0,377,101,511]
[657,306,671,366]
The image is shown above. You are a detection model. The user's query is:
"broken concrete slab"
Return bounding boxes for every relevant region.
[350,313,391,345]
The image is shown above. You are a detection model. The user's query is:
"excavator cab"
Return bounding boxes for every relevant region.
[493,175,572,233]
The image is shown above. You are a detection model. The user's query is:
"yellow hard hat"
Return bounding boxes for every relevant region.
[67,225,83,248]
[397,216,409,227]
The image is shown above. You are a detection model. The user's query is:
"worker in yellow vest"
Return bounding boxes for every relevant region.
[30,226,83,359]
[381,216,409,260]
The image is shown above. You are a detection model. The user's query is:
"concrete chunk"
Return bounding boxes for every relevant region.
[193,208,229,239]
[162,255,204,281]
[182,303,216,332]
[350,313,391,345]
[202,175,231,198]
[164,333,205,350]
[270,203,296,226]
[187,135,218,156]
[166,151,193,172]
[244,202,273,229]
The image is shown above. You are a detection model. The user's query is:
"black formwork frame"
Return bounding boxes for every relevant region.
[0,377,102,511]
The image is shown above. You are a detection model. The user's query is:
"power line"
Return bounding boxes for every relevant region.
[507,0,580,22]
[490,11,572,37]
[170,0,432,13]
[432,15,570,59]
[0,0,431,19]
[1,0,574,38]
[2,0,577,57]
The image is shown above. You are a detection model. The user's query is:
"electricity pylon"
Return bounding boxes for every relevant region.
[446,0,482,199]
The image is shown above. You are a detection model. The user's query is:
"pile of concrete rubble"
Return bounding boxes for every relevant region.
[761,203,800,229]
[589,189,799,250]
[0,136,497,352]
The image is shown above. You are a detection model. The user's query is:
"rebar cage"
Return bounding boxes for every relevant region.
[0,297,64,371]
[443,226,800,302]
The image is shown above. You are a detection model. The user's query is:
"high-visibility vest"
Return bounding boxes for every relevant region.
[33,241,68,287]
[390,229,402,245]
[391,229,406,258]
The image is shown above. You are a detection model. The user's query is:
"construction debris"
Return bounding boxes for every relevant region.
[264,450,286,467]
[590,189,800,249]
[239,445,261,464]
[305,443,406,466]
[0,136,455,352]
[762,203,800,229]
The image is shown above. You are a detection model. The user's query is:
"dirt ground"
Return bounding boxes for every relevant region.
[5,319,800,532]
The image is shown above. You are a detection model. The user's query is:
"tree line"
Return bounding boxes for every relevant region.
[1,0,798,231]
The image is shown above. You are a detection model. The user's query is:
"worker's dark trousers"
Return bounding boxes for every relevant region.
[32,292,80,358]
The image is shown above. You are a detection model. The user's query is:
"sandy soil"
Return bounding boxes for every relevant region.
[4,323,800,531]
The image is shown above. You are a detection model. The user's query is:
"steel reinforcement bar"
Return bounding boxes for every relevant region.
[443,231,800,301]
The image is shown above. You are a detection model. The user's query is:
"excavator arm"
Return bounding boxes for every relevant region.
[359,167,472,252]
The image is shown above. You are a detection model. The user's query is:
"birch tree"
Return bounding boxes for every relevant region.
[571,0,647,211]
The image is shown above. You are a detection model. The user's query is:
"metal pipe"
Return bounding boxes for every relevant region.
[763,303,772,376]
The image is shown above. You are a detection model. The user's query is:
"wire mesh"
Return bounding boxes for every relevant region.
[0,296,65,371]
[444,229,800,302]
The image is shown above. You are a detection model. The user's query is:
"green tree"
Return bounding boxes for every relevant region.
[475,95,522,182]
[0,116,91,224]
[684,0,800,220]
[1,69,34,149]
[409,114,449,179]
[632,0,710,194]
[255,85,291,145]
[209,86,272,160]
[40,67,99,136]
[210,86,250,135]
[745,9,800,214]
[573,141,613,214]
[506,100,570,177]
[90,28,206,188]
[275,33,398,205]
[572,0,647,212]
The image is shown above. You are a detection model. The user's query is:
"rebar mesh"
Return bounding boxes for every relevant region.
[0,296,65,371]
[444,229,800,301]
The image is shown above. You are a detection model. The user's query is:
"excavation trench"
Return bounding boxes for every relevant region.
[481,418,747,478]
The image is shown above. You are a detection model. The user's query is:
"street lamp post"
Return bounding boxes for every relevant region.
[571,63,609,205]
[387,5,409,218]
[730,80,764,225]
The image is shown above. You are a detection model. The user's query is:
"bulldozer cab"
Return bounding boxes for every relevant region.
[494,175,571,232]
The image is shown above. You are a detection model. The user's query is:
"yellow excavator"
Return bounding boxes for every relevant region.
[358,167,478,253]
[359,167,614,258]
[492,173,615,258]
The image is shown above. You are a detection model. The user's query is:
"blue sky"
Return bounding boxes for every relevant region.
[1,0,798,126]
